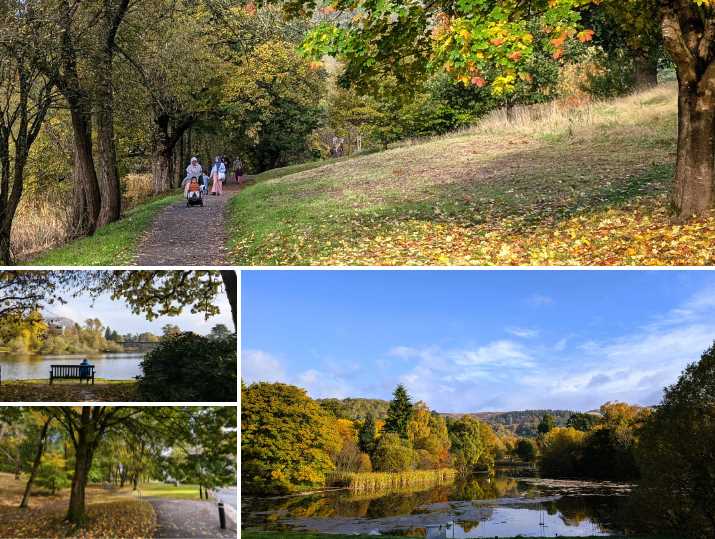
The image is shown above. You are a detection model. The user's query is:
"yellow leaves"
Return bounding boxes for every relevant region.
[459,28,471,41]
[0,499,156,539]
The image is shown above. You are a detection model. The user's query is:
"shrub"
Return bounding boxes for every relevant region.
[515,438,538,462]
[538,427,586,477]
[35,453,71,495]
[372,433,415,472]
[137,332,237,401]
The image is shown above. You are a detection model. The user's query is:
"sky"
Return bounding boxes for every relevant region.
[42,288,233,336]
[241,270,715,413]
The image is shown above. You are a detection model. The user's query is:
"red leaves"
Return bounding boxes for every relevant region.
[577,29,595,43]
[471,76,486,87]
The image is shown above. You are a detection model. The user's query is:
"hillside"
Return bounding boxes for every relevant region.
[318,397,576,437]
[228,83,715,266]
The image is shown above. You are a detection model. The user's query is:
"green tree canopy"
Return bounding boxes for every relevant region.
[636,342,715,537]
[241,382,340,494]
[384,384,414,439]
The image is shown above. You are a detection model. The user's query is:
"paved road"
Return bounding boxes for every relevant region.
[148,498,237,539]
[134,182,242,266]
[214,488,237,510]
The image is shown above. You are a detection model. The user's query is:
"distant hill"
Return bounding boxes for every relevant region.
[442,409,576,437]
[318,397,578,437]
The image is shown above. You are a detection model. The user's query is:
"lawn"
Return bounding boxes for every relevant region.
[0,380,138,402]
[228,83,715,266]
[0,472,156,539]
[30,192,181,265]
[134,482,204,500]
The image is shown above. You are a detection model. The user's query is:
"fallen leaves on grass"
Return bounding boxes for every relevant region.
[0,500,156,539]
[231,196,715,266]
[0,382,139,403]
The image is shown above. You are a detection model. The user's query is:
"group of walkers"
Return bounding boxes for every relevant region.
[182,155,245,198]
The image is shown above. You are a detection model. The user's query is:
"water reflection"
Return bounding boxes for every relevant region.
[242,469,630,537]
[0,353,145,380]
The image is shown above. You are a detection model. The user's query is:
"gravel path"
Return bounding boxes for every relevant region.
[134,182,243,266]
[149,498,237,539]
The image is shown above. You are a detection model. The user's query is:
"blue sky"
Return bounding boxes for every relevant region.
[42,290,233,336]
[242,270,715,412]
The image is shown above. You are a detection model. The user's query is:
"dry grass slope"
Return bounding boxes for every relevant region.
[230,83,715,265]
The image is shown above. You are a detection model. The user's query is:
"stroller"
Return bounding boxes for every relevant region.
[186,177,204,207]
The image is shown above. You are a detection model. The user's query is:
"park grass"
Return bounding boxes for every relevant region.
[29,192,181,265]
[0,380,138,402]
[228,82,715,266]
[134,482,204,500]
[0,472,156,539]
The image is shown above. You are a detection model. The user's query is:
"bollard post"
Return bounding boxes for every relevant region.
[218,502,226,529]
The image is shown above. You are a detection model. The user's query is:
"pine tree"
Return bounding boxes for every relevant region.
[384,384,413,439]
[358,413,377,455]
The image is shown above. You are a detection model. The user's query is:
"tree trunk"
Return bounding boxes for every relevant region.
[671,79,715,222]
[69,107,101,236]
[220,270,237,330]
[20,418,51,508]
[152,148,174,194]
[67,408,98,526]
[660,4,715,221]
[95,83,122,227]
[152,113,192,194]
[633,54,658,90]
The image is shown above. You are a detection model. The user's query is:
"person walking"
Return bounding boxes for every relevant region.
[185,157,202,184]
[210,156,226,196]
[233,156,244,183]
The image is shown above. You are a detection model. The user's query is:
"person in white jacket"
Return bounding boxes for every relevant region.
[210,156,226,196]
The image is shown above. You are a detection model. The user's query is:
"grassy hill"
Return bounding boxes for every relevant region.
[228,82,715,265]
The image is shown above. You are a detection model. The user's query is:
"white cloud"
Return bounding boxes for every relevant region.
[528,293,554,306]
[506,327,539,338]
[452,341,534,368]
[241,349,285,383]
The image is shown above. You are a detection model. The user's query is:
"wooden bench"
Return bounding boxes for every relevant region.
[49,364,95,385]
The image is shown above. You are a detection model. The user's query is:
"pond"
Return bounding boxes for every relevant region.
[0,352,145,381]
[242,468,633,538]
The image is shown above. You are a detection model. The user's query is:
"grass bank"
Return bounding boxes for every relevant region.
[30,192,180,265]
[0,473,156,539]
[229,83,715,265]
[328,469,456,494]
[0,380,138,402]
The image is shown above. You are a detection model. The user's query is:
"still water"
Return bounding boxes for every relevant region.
[242,468,633,537]
[0,352,145,380]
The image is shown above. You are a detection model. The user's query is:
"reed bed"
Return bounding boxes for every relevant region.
[328,468,457,494]
[11,173,157,261]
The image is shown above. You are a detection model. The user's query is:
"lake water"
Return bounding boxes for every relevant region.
[0,352,145,381]
[242,468,633,537]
